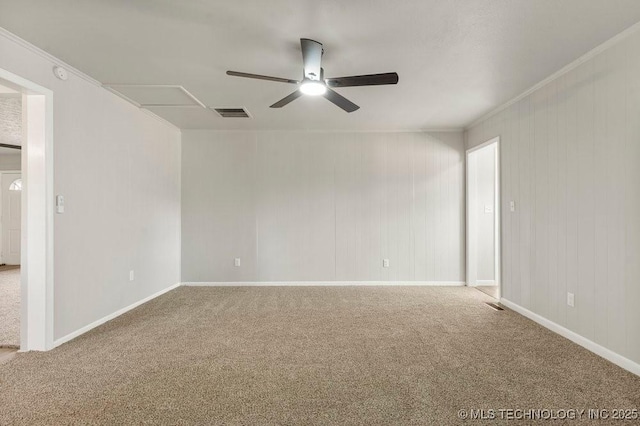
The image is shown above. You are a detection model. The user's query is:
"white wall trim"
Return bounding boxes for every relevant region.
[465,20,640,130]
[184,281,466,287]
[53,283,182,348]
[500,298,640,377]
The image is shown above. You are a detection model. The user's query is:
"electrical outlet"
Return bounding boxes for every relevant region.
[383,259,390,268]
[234,258,241,267]
[129,270,135,282]
[567,292,574,307]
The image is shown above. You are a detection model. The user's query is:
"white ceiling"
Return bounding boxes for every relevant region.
[1,0,640,131]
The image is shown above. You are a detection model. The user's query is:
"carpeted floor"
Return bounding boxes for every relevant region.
[1,286,639,425]
[0,267,20,348]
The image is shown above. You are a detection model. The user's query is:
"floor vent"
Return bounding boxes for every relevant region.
[0,344,19,349]
[485,302,504,311]
[213,108,251,118]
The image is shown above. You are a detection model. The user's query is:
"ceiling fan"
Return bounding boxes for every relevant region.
[226,38,399,113]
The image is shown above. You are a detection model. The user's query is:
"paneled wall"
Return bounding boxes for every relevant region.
[1,32,182,341]
[466,29,640,364]
[182,131,465,283]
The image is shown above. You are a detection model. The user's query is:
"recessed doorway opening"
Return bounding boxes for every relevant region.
[0,68,54,353]
[0,171,23,349]
[466,137,500,299]
[0,81,23,351]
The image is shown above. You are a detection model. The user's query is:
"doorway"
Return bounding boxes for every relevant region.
[0,82,23,350]
[0,171,22,349]
[466,137,500,299]
[0,69,54,352]
[2,172,23,265]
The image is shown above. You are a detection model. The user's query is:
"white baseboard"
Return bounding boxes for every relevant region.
[500,298,640,377]
[476,280,497,286]
[184,281,466,287]
[53,283,182,348]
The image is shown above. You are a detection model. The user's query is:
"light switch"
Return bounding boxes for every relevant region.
[56,195,65,214]
[510,201,516,212]
[129,270,135,281]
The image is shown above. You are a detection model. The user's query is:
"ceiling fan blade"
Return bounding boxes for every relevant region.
[270,90,304,108]
[226,70,299,84]
[300,38,323,81]
[326,72,399,88]
[323,88,359,113]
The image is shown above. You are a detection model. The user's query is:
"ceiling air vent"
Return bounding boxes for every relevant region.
[213,108,251,118]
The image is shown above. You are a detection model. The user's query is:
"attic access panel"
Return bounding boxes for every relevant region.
[104,85,205,107]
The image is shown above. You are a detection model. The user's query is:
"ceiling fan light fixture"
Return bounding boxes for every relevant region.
[299,81,326,96]
[226,38,398,112]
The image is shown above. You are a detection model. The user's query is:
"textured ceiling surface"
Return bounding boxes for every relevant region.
[0,94,21,146]
[1,0,640,130]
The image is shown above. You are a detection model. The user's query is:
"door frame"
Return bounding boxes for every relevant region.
[466,137,501,297]
[0,67,54,351]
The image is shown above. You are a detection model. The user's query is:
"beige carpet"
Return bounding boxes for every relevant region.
[1,286,639,425]
[0,267,20,348]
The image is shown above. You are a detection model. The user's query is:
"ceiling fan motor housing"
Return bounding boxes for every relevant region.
[300,38,324,81]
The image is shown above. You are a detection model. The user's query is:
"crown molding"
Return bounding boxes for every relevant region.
[465,20,640,131]
[181,128,464,134]
[419,128,464,133]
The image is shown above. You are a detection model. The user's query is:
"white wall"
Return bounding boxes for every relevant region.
[466,29,640,365]
[182,131,465,283]
[0,31,181,341]
[474,144,496,281]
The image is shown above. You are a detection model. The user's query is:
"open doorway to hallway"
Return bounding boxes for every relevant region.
[0,82,22,352]
[0,66,54,355]
[466,137,500,299]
